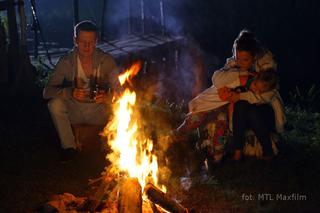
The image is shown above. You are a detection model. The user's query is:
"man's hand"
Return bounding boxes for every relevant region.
[228,92,240,103]
[72,88,88,101]
[94,90,107,103]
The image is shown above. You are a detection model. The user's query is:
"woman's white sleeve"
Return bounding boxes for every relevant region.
[212,70,240,89]
[239,90,276,104]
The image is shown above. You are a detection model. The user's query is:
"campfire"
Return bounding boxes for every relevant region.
[103,61,163,192]
[43,62,189,213]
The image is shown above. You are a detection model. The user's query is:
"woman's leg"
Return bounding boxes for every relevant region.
[247,104,275,157]
[232,101,250,151]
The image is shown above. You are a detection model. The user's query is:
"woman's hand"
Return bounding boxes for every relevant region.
[72,88,88,102]
[218,87,232,101]
[228,92,240,103]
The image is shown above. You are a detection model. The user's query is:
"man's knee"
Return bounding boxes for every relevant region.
[48,98,67,115]
[85,103,109,125]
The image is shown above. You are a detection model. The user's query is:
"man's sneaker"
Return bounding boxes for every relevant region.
[60,148,78,162]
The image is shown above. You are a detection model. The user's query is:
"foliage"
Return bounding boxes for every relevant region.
[162,99,187,121]
[288,84,320,112]
[283,84,320,154]
[0,16,8,53]
[282,106,320,155]
[0,15,8,42]
[34,56,54,87]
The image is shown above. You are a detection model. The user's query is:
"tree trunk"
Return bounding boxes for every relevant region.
[6,0,19,84]
[0,17,8,85]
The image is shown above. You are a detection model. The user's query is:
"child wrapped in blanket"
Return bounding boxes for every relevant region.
[174,68,283,162]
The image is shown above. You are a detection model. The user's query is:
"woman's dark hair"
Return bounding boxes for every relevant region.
[74,20,98,38]
[233,29,263,57]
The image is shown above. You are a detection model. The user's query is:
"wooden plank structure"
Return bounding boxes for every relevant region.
[0,0,35,94]
[26,0,179,64]
[31,34,184,66]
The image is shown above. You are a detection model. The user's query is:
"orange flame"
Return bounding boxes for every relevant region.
[102,61,166,192]
[118,61,142,85]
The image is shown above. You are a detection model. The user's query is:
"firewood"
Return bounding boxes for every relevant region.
[118,178,142,213]
[144,183,188,213]
[149,201,160,213]
[78,174,117,211]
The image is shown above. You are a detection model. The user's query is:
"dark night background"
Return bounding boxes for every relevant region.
[1,0,320,212]
[21,0,320,100]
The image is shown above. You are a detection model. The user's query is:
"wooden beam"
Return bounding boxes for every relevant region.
[30,0,38,58]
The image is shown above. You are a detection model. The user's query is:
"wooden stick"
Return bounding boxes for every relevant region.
[144,183,188,213]
[78,175,117,211]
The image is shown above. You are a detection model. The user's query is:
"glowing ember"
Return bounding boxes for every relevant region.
[102,61,165,192]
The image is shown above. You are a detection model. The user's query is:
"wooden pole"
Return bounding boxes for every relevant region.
[159,0,165,36]
[30,0,38,58]
[29,0,53,66]
[140,0,145,34]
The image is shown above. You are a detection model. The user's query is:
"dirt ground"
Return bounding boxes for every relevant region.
[1,93,319,213]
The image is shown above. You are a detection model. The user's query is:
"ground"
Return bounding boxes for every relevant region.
[0,92,319,213]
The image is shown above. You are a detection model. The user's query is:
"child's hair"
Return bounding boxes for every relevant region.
[233,29,262,57]
[256,69,278,90]
[74,20,98,38]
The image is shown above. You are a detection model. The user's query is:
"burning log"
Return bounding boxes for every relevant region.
[118,177,142,213]
[144,183,188,213]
